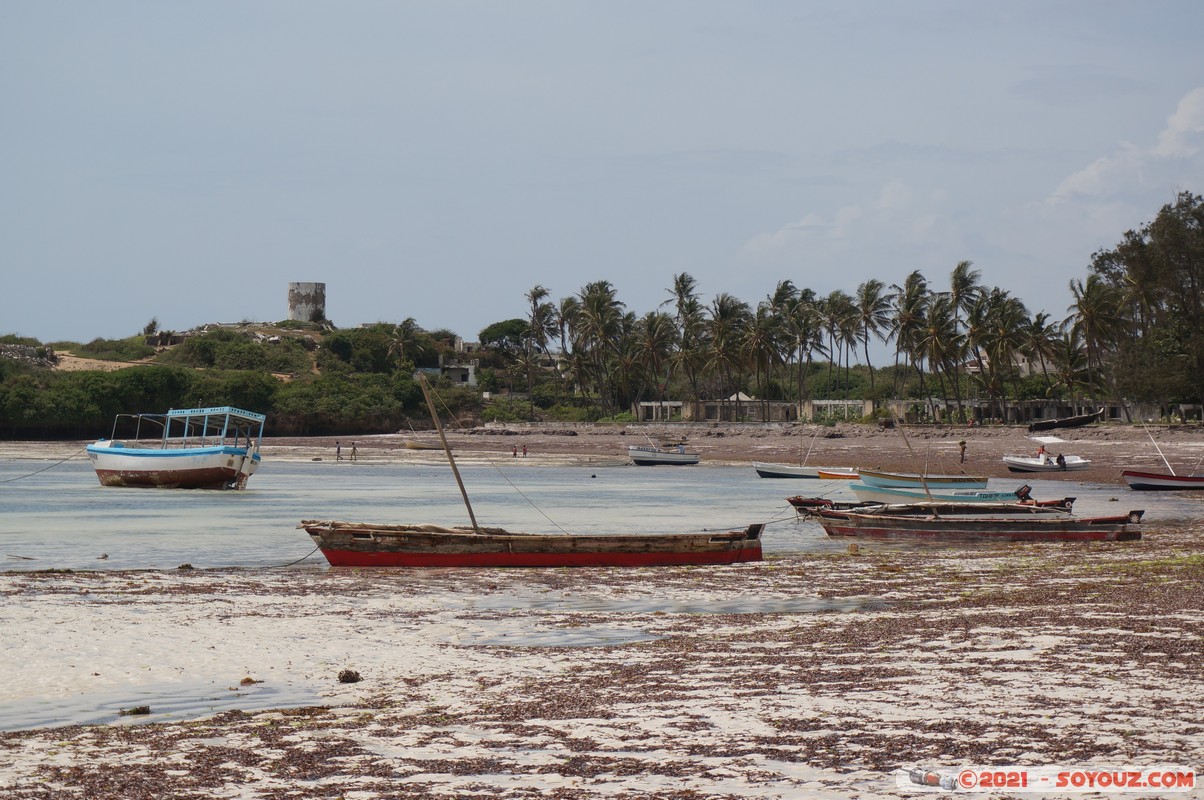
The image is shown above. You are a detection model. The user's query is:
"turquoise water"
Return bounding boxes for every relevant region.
[2,457,1198,571]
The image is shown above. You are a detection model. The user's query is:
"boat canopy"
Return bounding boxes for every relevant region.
[163,406,266,446]
[106,406,266,446]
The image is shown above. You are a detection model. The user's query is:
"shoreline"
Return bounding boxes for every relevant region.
[10,422,1202,487]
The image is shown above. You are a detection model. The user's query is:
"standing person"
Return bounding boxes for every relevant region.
[350,442,357,462]
[336,441,342,462]
[512,446,517,458]
[522,444,527,457]
[958,440,967,463]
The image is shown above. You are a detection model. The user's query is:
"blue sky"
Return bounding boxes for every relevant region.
[4,1,1204,350]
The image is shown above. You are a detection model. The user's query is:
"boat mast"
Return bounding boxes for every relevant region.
[419,375,481,533]
[893,413,936,504]
[1138,417,1176,475]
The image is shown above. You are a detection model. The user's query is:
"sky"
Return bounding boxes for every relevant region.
[4,1,1204,352]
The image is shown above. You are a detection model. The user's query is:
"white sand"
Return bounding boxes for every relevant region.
[2,528,1202,798]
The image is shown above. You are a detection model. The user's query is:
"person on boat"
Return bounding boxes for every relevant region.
[1056,453,1066,469]
[1035,444,1047,463]
[677,442,686,454]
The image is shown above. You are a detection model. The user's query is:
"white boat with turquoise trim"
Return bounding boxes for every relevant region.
[86,406,266,490]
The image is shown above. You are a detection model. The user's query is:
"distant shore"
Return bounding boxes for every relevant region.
[9,421,1201,487]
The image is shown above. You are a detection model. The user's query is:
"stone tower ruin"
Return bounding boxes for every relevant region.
[287,282,326,323]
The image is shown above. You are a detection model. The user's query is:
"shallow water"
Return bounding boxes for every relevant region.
[2,457,1201,571]
[0,680,321,732]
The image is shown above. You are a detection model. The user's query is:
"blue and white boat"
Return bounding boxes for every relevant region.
[86,406,267,490]
[856,468,989,490]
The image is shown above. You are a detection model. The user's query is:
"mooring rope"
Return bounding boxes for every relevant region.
[0,448,87,483]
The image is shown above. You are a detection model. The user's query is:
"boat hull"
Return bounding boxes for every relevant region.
[752,462,854,479]
[814,509,1142,542]
[847,482,1053,505]
[1121,470,1204,490]
[86,444,260,489]
[857,469,989,489]
[1028,409,1103,433]
[301,521,764,567]
[627,446,700,466]
[815,469,859,480]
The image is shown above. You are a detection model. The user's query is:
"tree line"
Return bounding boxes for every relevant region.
[490,192,1204,423]
[2,193,1201,438]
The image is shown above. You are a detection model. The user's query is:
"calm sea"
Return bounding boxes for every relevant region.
[1,456,1197,572]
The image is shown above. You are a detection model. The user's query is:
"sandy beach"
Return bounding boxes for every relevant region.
[2,422,1202,798]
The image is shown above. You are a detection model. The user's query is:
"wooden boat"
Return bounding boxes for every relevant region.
[403,439,448,451]
[848,481,1074,509]
[753,462,856,479]
[813,505,1143,542]
[1027,408,1103,433]
[1121,470,1204,491]
[86,406,266,490]
[816,468,859,480]
[791,496,1071,518]
[1002,454,1092,472]
[1120,421,1204,490]
[787,496,882,516]
[627,444,700,466]
[857,468,988,490]
[299,520,764,567]
[302,377,761,567]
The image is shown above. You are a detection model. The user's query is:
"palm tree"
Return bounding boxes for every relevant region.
[854,278,892,390]
[524,285,557,391]
[635,311,678,414]
[978,288,1029,421]
[819,290,855,398]
[1067,274,1126,408]
[1050,324,1092,406]
[575,281,626,414]
[707,293,752,419]
[662,272,708,404]
[889,270,929,399]
[555,296,583,400]
[948,261,983,419]
[387,317,424,371]
[915,294,961,419]
[742,302,786,419]
[1020,311,1059,394]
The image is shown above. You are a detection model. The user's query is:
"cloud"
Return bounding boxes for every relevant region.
[1153,87,1204,158]
[1052,86,1204,202]
[741,181,929,254]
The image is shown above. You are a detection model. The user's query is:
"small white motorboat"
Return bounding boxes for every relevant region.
[1002,453,1091,472]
